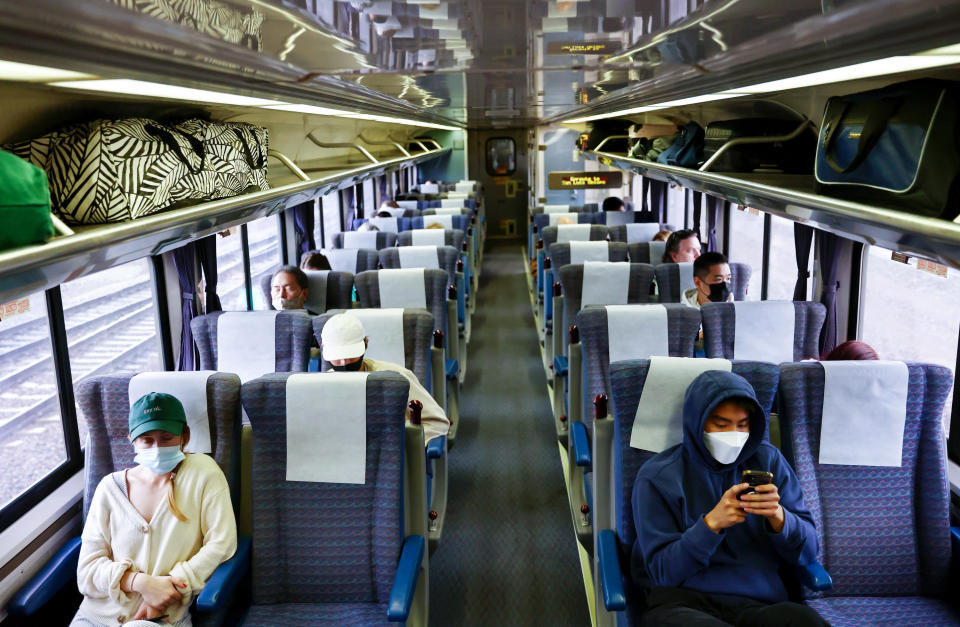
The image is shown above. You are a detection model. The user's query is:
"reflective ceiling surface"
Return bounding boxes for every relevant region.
[0,0,959,129]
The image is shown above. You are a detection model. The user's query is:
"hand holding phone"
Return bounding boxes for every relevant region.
[738,470,773,500]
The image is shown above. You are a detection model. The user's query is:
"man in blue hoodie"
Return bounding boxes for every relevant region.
[632,371,827,626]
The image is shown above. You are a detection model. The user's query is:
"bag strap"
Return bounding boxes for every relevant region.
[823,97,903,173]
[146,124,206,175]
[232,127,266,169]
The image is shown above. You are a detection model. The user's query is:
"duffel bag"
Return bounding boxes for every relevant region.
[108,0,264,51]
[203,121,270,195]
[814,78,960,219]
[656,121,704,167]
[0,150,56,251]
[703,117,816,173]
[4,118,221,225]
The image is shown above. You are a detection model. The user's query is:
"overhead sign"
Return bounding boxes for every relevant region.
[548,171,623,190]
[547,41,620,55]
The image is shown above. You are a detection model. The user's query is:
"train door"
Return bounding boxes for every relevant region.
[470,128,528,240]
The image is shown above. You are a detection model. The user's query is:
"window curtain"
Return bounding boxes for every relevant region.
[816,230,842,354]
[172,242,198,371]
[641,176,650,211]
[379,175,388,202]
[291,200,316,259]
[649,179,668,223]
[793,223,815,301]
[689,190,702,241]
[342,186,356,229]
[196,235,222,314]
[705,195,722,252]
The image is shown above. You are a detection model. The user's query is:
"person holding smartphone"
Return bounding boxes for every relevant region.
[71,393,237,626]
[631,371,826,626]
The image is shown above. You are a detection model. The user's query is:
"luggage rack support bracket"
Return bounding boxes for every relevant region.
[307,133,379,164]
[699,118,812,172]
[358,134,411,157]
[268,150,311,182]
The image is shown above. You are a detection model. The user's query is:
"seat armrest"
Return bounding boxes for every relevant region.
[195,536,252,612]
[7,536,82,616]
[553,355,568,377]
[796,561,833,592]
[571,421,591,467]
[597,529,627,611]
[426,435,446,459]
[387,535,426,621]
[445,358,459,380]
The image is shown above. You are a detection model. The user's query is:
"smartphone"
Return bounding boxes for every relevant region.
[738,470,773,499]
[146,616,169,624]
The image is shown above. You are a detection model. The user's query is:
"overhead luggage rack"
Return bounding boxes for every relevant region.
[583,149,960,271]
[0,147,449,303]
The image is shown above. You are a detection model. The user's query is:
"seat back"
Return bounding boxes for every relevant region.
[355,269,448,333]
[413,214,469,232]
[420,207,471,216]
[351,217,413,232]
[547,241,628,270]
[541,224,608,249]
[654,262,752,302]
[241,371,409,605]
[701,301,826,361]
[258,269,354,313]
[577,304,700,422]
[778,362,953,598]
[598,213,662,228]
[301,248,379,274]
[397,228,465,250]
[609,223,667,242]
[332,231,398,250]
[77,371,241,519]
[191,311,313,374]
[378,246,459,289]
[312,309,433,382]
[533,212,596,232]
[626,242,667,265]
[530,204,589,214]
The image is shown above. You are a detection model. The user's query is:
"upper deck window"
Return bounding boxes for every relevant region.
[486,137,516,176]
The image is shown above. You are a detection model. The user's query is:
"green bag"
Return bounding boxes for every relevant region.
[0,149,56,250]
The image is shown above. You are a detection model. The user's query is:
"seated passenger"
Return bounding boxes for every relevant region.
[632,371,826,627]
[602,196,625,212]
[375,210,393,218]
[357,222,380,232]
[822,340,879,361]
[73,393,236,626]
[301,252,331,272]
[270,265,309,310]
[320,313,450,444]
[381,200,400,209]
[426,221,445,229]
[653,229,672,242]
[662,229,701,263]
[682,251,733,309]
[556,215,576,226]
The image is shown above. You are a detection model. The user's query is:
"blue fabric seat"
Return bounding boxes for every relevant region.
[301,248,379,273]
[778,362,959,627]
[411,214,468,232]
[191,310,313,374]
[700,301,826,361]
[352,217,414,232]
[244,602,390,624]
[332,232,398,250]
[258,269,355,314]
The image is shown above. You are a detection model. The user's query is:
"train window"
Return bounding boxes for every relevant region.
[729,206,763,300]
[247,215,283,310]
[486,137,516,176]
[0,290,66,511]
[766,215,811,301]
[61,260,163,445]
[860,247,960,432]
[217,227,248,311]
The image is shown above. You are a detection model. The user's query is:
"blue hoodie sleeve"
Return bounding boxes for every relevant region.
[632,474,726,588]
[763,451,819,565]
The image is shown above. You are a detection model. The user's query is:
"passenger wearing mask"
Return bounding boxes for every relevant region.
[73,393,236,626]
[269,265,309,311]
[662,229,702,263]
[632,371,826,627]
[682,252,733,309]
[602,196,625,212]
[301,252,331,272]
[319,313,450,444]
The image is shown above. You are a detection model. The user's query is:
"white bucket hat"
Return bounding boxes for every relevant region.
[321,313,367,361]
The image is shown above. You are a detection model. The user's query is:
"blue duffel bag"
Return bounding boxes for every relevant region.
[814,79,960,219]
[657,121,704,168]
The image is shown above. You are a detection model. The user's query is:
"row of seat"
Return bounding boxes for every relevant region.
[527,215,673,258]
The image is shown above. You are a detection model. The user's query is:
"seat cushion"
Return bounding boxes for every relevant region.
[807,596,960,627]
[244,602,388,625]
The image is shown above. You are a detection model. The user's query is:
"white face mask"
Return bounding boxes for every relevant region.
[134,445,185,475]
[272,294,305,310]
[702,431,749,465]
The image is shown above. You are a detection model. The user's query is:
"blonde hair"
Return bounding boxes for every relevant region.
[426,222,444,229]
[653,229,672,242]
[166,425,191,522]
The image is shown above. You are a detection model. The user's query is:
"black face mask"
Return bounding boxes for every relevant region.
[707,281,731,303]
[331,356,364,372]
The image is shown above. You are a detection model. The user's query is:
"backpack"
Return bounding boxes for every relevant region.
[0,150,56,251]
[656,122,705,167]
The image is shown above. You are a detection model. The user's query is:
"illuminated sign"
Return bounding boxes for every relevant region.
[548,171,623,190]
[547,41,620,55]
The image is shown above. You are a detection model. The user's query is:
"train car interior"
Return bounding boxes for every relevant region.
[0,0,959,625]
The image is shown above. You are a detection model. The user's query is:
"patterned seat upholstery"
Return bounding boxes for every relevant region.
[541,224,609,249]
[626,242,664,264]
[354,269,449,334]
[301,248,379,274]
[258,269,354,313]
[240,371,414,625]
[351,217,414,232]
[701,301,826,360]
[577,305,700,424]
[777,362,958,627]
[654,262,752,302]
[191,311,313,373]
[397,228,466,251]
[605,360,780,626]
[378,246,460,289]
[547,242,628,270]
[332,232,398,250]
[411,215,469,231]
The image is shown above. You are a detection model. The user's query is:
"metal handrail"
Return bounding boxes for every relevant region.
[415,138,443,150]
[307,132,379,164]
[268,149,310,181]
[592,135,631,153]
[357,133,411,157]
[699,119,812,172]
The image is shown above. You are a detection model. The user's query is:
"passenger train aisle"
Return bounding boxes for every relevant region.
[429,243,590,625]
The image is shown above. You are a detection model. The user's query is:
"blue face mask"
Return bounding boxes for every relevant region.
[134,445,185,475]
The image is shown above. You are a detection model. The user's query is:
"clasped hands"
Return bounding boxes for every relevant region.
[704,483,785,534]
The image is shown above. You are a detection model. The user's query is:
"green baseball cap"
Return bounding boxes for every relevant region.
[129,392,187,441]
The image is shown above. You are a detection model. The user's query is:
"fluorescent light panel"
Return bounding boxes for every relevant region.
[0,60,94,82]
[52,79,285,107]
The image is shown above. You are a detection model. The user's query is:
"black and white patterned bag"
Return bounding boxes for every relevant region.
[110,0,265,51]
[203,121,270,195]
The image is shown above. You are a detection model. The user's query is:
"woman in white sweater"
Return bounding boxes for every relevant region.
[71,392,237,626]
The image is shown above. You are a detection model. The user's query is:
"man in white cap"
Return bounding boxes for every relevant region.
[320,313,450,445]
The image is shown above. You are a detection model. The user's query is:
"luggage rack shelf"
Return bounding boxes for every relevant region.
[584,149,960,271]
[0,148,450,303]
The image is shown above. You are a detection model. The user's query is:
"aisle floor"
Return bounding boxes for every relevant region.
[429,243,591,625]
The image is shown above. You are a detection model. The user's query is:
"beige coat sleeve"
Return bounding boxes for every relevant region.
[400,369,450,444]
[76,480,136,604]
